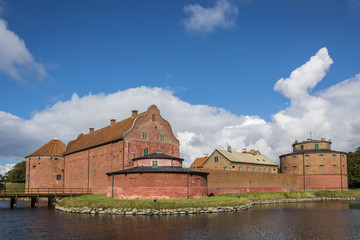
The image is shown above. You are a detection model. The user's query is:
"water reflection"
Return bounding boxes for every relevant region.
[1,201,360,239]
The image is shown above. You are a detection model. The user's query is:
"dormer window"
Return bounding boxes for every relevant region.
[144,149,149,156]
[315,144,319,149]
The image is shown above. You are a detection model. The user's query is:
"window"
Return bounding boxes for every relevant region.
[81,172,83,178]
[293,166,297,169]
[268,169,271,173]
[305,165,310,168]
[315,144,319,149]
[305,155,309,157]
[332,154,337,157]
[94,171,96,176]
[320,165,324,168]
[54,158,58,161]
[239,167,242,171]
[56,174,62,181]
[62,169,64,173]
[152,160,158,168]
[223,167,227,170]
[142,132,147,139]
[264,168,266,173]
[284,167,287,171]
[214,156,218,162]
[232,166,235,170]
[319,154,324,157]
[300,145,304,150]
[328,144,330,149]
[253,168,256,172]
[333,165,337,167]
[292,156,297,158]
[246,167,249,172]
[26,175,29,181]
[343,165,345,168]
[160,134,165,142]
[259,168,262,173]
[144,148,149,155]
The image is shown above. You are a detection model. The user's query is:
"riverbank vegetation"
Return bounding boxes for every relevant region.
[58,190,360,209]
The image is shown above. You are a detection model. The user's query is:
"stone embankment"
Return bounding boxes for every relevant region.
[55,197,360,216]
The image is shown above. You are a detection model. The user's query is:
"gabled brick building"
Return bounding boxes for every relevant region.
[63,105,180,193]
[201,146,278,173]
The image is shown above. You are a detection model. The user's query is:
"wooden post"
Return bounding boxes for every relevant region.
[31,197,38,208]
[10,197,17,208]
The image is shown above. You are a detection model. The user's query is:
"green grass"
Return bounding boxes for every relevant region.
[58,194,251,209]
[314,189,360,198]
[221,191,316,200]
[5,182,25,189]
[58,190,360,210]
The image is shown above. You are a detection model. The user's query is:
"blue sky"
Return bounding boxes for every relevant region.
[0,0,360,173]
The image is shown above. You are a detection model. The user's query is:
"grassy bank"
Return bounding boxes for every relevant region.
[5,182,25,189]
[58,194,251,209]
[58,190,360,210]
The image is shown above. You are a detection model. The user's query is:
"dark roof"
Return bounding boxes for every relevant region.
[26,138,66,158]
[293,139,331,146]
[280,149,347,157]
[64,110,146,155]
[132,152,184,161]
[106,166,209,175]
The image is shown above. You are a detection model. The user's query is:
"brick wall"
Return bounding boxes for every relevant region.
[107,172,208,199]
[26,156,64,189]
[198,169,299,195]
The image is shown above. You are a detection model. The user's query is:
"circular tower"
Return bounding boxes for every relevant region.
[280,138,347,191]
[25,138,66,190]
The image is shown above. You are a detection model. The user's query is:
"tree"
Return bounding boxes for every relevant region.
[5,161,26,183]
[348,147,360,188]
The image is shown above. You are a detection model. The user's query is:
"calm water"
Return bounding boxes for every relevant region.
[1,200,360,239]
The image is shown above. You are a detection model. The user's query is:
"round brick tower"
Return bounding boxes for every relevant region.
[25,138,66,190]
[280,138,348,191]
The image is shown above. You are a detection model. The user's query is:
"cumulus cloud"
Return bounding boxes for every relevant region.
[0,47,359,170]
[0,18,48,83]
[0,163,14,176]
[182,0,239,33]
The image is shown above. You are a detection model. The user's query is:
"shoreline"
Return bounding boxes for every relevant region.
[55,197,360,216]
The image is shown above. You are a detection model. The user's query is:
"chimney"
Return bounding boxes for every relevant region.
[250,149,255,155]
[131,110,138,118]
[242,148,247,153]
[89,128,94,133]
[227,146,232,153]
[321,138,325,141]
[110,119,116,126]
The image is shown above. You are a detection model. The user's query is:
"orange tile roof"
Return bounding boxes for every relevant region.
[190,157,208,168]
[64,112,145,155]
[26,138,66,158]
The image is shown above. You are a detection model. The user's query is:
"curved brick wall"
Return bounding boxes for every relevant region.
[107,172,208,199]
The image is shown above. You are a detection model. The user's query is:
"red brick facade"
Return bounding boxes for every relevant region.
[108,172,208,199]
[199,169,298,195]
[63,105,180,193]
[280,139,348,191]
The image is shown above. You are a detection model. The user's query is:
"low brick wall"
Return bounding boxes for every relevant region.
[198,169,299,195]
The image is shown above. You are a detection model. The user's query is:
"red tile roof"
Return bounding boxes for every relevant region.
[190,157,208,168]
[26,138,66,158]
[64,111,145,155]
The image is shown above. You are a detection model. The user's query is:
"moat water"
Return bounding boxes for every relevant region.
[1,200,360,239]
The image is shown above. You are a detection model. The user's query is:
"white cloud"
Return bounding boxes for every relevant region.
[0,163,14,176]
[182,0,239,33]
[0,18,48,83]
[0,48,359,170]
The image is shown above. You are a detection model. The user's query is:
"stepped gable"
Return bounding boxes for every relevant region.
[64,111,145,155]
[26,138,66,158]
